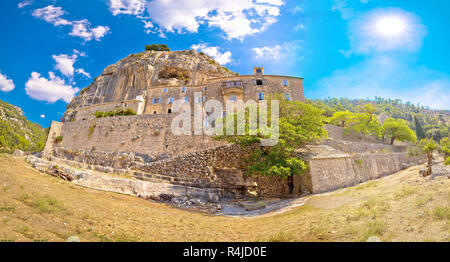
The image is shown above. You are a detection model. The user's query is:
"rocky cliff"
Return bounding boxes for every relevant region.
[63,49,236,122]
[0,100,48,153]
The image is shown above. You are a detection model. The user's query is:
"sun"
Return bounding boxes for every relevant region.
[374,16,407,37]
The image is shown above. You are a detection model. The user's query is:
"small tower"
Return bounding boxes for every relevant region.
[253,67,264,75]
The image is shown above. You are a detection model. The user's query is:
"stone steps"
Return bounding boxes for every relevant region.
[26,155,224,202]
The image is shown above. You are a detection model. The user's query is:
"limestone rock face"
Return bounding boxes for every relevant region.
[63,50,235,122]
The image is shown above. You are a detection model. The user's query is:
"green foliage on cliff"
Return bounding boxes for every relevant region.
[215,94,327,179]
[0,100,48,153]
[95,108,137,118]
[145,44,170,52]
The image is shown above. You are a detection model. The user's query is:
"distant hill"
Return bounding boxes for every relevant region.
[0,99,48,153]
[308,97,449,142]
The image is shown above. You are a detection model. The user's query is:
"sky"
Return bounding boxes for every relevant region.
[0,0,449,128]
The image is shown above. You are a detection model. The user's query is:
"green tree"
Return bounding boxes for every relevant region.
[215,95,327,181]
[145,44,170,52]
[414,115,426,140]
[329,111,353,127]
[440,137,450,166]
[421,138,438,176]
[381,118,417,145]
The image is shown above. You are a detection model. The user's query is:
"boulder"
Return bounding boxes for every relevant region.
[12,149,26,157]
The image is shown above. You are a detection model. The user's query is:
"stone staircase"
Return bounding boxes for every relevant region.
[26,155,224,202]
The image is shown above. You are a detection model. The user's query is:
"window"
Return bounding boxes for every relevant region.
[285,93,291,101]
[153,111,157,114]
[256,80,263,85]
[152,98,161,104]
[168,97,174,104]
[196,96,206,103]
[163,88,168,93]
[202,86,207,91]
[181,86,186,93]
[229,95,237,102]
[183,96,189,103]
[195,96,202,103]
[168,109,172,114]
[225,81,241,87]
[256,68,262,73]
[282,79,289,87]
[124,103,128,107]
[258,92,264,100]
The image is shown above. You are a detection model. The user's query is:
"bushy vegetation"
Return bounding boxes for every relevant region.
[307,97,449,142]
[0,100,48,153]
[145,44,170,52]
[215,94,327,179]
[439,137,450,165]
[158,65,190,83]
[95,108,137,118]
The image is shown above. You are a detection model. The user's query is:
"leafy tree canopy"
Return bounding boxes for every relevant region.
[215,94,327,178]
[381,118,417,145]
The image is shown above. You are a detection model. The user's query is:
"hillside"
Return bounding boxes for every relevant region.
[0,100,48,153]
[308,97,449,142]
[0,154,448,242]
[63,49,237,122]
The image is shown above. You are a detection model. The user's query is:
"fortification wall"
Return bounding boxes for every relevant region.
[54,114,227,160]
[73,99,143,122]
[306,152,425,193]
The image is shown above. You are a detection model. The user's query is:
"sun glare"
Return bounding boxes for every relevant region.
[375,16,407,37]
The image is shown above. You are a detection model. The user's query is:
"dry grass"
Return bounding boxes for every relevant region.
[0,154,448,242]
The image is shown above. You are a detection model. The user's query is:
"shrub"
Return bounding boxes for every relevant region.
[145,44,170,52]
[95,108,137,118]
[54,136,63,143]
[433,206,450,220]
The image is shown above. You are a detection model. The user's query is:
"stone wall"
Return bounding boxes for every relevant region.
[49,143,293,197]
[305,152,425,193]
[73,99,143,122]
[52,114,227,160]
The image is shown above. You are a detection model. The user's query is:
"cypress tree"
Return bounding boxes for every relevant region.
[414,115,426,140]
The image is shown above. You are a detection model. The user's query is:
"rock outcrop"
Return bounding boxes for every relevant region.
[63,49,236,122]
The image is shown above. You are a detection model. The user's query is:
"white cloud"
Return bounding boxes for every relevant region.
[252,41,303,61]
[294,23,306,31]
[75,68,91,78]
[31,5,109,42]
[253,45,282,60]
[52,53,91,78]
[109,0,146,16]
[0,72,15,92]
[191,44,232,65]
[32,5,72,26]
[52,54,77,77]
[18,0,33,8]
[69,20,110,41]
[25,72,79,103]
[40,114,45,119]
[107,0,284,40]
[315,56,450,110]
[331,0,354,20]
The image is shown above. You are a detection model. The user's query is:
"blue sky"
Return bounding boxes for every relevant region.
[0,0,449,128]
